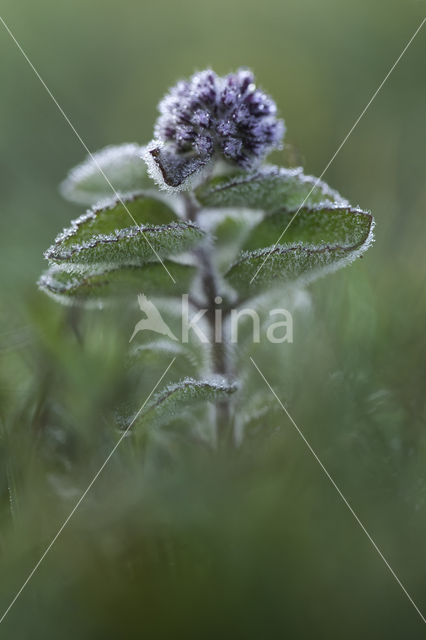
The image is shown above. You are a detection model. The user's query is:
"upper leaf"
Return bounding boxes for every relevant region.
[195,166,348,212]
[225,206,374,297]
[60,143,153,205]
[45,193,205,269]
[242,206,372,250]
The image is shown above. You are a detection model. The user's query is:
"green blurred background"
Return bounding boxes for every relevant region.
[0,0,425,637]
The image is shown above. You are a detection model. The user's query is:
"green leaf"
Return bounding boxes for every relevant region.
[195,166,347,212]
[60,143,154,205]
[125,377,238,430]
[44,194,205,269]
[242,206,373,251]
[38,261,196,306]
[225,206,375,297]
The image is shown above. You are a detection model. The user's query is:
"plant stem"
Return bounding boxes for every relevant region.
[182,193,233,447]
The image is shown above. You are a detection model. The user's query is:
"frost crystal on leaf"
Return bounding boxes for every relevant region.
[145,69,285,189]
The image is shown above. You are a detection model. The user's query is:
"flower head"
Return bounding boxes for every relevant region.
[145,68,285,190]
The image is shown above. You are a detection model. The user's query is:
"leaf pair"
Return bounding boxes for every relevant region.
[39,196,204,304]
[39,143,207,303]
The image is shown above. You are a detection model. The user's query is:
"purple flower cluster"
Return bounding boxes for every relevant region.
[154,69,285,170]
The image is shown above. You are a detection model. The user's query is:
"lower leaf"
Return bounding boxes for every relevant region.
[123,377,238,430]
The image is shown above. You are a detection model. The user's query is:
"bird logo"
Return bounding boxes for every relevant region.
[129,294,178,343]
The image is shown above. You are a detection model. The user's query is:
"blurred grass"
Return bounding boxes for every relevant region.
[0,0,426,637]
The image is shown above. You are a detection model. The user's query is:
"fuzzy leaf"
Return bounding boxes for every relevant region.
[196,166,347,212]
[226,206,374,297]
[38,261,195,306]
[45,194,205,269]
[60,143,153,205]
[126,377,238,430]
[243,206,372,250]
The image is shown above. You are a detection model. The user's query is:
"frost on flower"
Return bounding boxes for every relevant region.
[144,68,285,190]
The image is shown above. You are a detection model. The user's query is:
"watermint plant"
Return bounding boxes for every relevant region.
[38,68,375,446]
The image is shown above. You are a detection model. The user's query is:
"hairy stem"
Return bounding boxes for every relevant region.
[183,192,233,447]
